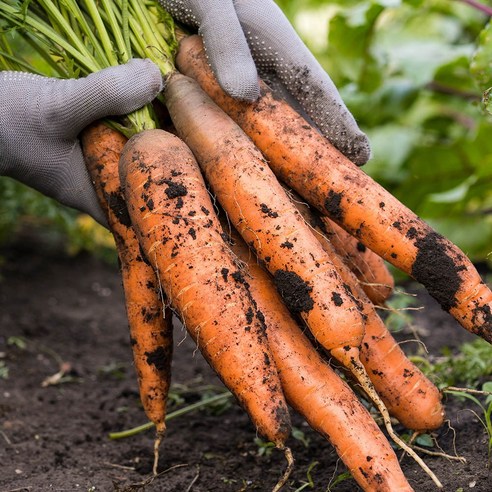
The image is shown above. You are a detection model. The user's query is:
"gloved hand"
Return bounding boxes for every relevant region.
[0,59,163,226]
[160,0,370,165]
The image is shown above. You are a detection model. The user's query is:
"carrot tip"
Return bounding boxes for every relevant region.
[272,447,294,492]
[152,432,164,476]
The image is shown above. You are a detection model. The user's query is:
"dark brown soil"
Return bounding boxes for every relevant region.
[1,241,491,492]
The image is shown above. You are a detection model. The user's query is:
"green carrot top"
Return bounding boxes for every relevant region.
[0,0,179,136]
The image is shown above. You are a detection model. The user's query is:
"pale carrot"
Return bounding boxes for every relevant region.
[227,228,414,492]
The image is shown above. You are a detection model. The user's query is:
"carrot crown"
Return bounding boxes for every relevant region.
[0,0,178,136]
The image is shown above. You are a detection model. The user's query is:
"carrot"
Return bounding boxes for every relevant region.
[176,35,492,344]
[286,187,393,304]
[81,123,172,474]
[293,198,444,432]
[163,74,441,486]
[227,228,414,492]
[319,217,394,305]
[164,72,364,363]
[118,129,293,487]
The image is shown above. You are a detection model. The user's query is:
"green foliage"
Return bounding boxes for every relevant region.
[0,360,9,380]
[7,336,27,350]
[293,461,319,492]
[292,426,311,448]
[0,177,117,262]
[444,383,492,461]
[415,338,492,388]
[327,471,354,491]
[382,291,418,332]
[253,437,276,457]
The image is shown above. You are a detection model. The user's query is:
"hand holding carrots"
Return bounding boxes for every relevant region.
[0,61,162,225]
[159,0,371,164]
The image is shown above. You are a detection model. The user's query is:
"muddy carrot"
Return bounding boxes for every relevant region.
[119,129,292,488]
[319,217,394,305]
[285,187,393,305]
[227,228,414,492]
[176,35,492,345]
[294,198,444,432]
[81,122,172,473]
[164,72,364,365]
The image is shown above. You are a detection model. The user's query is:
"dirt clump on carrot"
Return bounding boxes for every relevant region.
[273,269,315,313]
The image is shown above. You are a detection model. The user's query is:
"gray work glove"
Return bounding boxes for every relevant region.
[160,0,370,165]
[0,60,163,226]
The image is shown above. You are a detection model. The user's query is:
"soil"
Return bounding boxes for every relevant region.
[1,239,491,492]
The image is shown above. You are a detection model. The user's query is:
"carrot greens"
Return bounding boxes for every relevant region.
[0,0,178,136]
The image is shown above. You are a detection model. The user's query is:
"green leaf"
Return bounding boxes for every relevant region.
[471,18,492,92]
[429,175,478,204]
[415,433,434,448]
[483,381,492,405]
[364,123,419,180]
[327,2,386,91]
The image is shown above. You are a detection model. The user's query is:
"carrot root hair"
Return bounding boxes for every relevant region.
[332,346,443,489]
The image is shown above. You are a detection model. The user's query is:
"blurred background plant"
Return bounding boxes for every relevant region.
[1,0,492,266]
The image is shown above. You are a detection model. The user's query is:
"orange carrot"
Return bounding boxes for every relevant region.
[164,72,364,365]
[227,228,414,492]
[176,35,492,345]
[319,217,394,305]
[118,129,292,461]
[294,199,444,432]
[81,123,172,472]
[163,74,441,486]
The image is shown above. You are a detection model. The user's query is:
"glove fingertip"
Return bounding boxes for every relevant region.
[343,133,372,167]
[198,21,260,101]
[216,68,260,102]
[70,59,163,131]
[118,58,164,106]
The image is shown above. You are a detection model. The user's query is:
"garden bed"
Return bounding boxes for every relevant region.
[0,240,491,491]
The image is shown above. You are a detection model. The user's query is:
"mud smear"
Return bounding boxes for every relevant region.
[273,270,314,313]
[411,232,463,311]
[324,191,344,221]
[107,192,132,228]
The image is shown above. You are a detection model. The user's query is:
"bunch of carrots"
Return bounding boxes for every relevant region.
[1,1,491,490]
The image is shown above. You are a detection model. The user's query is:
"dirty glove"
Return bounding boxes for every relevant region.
[160,0,370,165]
[0,60,163,226]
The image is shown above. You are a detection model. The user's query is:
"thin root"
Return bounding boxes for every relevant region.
[410,444,466,463]
[153,432,164,476]
[272,447,294,492]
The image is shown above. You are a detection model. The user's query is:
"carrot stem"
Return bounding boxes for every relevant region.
[0,2,100,74]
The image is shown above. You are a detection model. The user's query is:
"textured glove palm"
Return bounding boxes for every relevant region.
[0,59,162,225]
[161,0,371,165]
